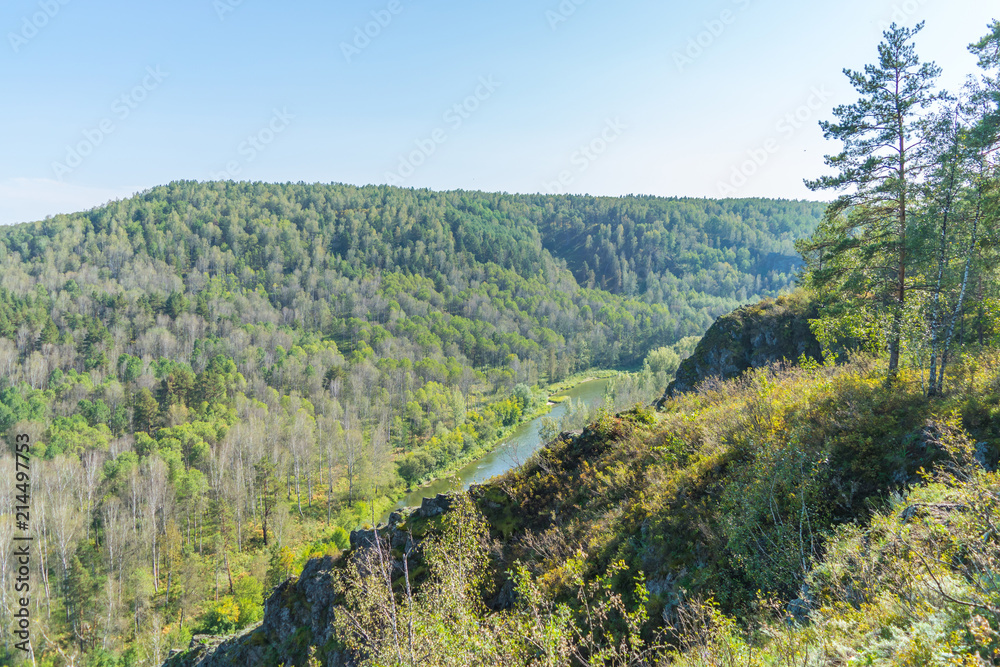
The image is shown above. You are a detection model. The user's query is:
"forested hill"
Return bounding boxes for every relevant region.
[0,181,821,661]
[535,195,820,301]
[1,181,823,344]
[0,180,825,474]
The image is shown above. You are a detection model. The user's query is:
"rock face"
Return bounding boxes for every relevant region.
[659,292,821,402]
[350,509,418,554]
[163,556,349,667]
[416,492,455,518]
[167,494,466,667]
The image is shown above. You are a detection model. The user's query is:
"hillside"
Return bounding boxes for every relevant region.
[170,349,1000,666]
[163,16,1000,666]
[0,182,823,664]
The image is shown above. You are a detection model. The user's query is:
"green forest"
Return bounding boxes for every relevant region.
[181,18,1000,667]
[0,180,822,664]
[2,14,999,667]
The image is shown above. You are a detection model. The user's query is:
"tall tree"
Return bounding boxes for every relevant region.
[803,22,942,378]
[918,94,996,395]
[253,458,277,547]
[319,414,345,526]
[287,409,316,519]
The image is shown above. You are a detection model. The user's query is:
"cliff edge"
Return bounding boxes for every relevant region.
[659,291,821,402]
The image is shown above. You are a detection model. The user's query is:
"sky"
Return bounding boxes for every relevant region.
[0,0,996,226]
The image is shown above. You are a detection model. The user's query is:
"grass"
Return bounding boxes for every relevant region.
[545,367,620,395]
[474,352,1000,621]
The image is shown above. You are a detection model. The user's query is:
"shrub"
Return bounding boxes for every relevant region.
[397,450,436,485]
[234,574,264,627]
[199,596,240,635]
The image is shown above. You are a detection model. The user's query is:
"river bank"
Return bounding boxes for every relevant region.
[364,374,614,526]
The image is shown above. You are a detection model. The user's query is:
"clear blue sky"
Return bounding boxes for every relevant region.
[1,0,995,225]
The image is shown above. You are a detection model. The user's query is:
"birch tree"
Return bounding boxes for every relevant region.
[288,408,316,518]
[919,94,997,395]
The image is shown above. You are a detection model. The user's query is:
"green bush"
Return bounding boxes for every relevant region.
[199,596,240,635]
[234,574,264,627]
[330,526,351,551]
[397,450,436,485]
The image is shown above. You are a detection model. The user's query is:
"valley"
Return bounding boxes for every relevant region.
[0,11,997,666]
[0,182,822,663]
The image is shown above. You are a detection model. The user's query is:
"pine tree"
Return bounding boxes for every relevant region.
[132,388,160,432]
[802,22,942,378]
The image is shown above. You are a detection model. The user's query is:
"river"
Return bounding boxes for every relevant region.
[379,378,611,523]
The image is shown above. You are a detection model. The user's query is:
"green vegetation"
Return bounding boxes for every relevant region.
[309,18,1000,667]
[3,14,997,667]
[799,21,1000,387]
[0,181,821,664]
[331,348,1000,667]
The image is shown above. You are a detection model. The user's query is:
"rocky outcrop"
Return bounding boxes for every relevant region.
[167,494,467,667]
[415,492,456,518]
[350,508,420,554]
[163,556,349,667]
[659,292,821,402]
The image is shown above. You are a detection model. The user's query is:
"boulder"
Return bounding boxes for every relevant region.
[416,493,457,519]
[349,527,379,551]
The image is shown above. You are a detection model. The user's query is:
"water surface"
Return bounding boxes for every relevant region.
[380,378,610,523]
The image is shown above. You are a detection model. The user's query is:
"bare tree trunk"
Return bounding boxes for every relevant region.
[261,474,270,547]
[295,461,303,519]
[888,129,908,380]
[224,551,235,595]
[327,448,334,526]
[306,467,312,509]
[927,126,961,396]
[936,181,984,394]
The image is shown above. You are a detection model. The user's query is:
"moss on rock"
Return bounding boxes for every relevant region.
[660,291,821,401]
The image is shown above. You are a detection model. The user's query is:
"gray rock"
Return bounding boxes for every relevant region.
[263,556,339,646]
[900,503,967,523]
[349,527,379,551]
[975,441,992,471]
[659,293,821,404]
[416,493,456,519]
[786,598,810,625]
[161,556,348,667]
[786,584,813,625]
